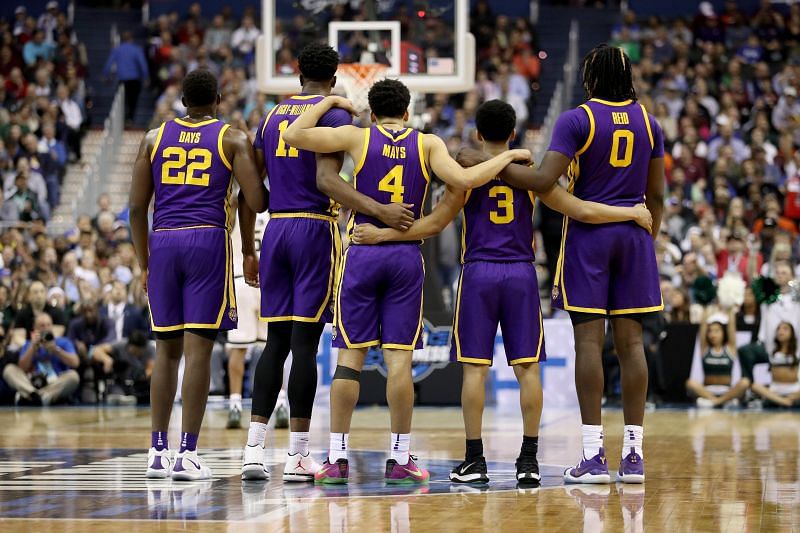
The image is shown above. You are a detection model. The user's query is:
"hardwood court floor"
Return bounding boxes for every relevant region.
[0,400,797,532]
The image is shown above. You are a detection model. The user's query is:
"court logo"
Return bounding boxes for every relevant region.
[363,319,451,382]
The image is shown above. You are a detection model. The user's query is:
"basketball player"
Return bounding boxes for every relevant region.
[241,43,414,482]
[461,46,665,484]
[282,80,531,484]
[130,69,268,480]
[351,99,652,485]
[224,204,269,429]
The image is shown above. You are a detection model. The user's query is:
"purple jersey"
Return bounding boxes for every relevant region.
[548,98,664,205]
[352,125,430,229]
[254,94,352,215]
[150,118,234,231]
[461,173,536,263]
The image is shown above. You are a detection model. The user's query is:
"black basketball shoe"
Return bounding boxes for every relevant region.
[449,456,489,483]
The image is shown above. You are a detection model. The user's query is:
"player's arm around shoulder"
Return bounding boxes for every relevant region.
[224,126,268,213]
[539,186,652,232]
[282,95,361,154]
[352,185,466,245]
[424,134,530,189]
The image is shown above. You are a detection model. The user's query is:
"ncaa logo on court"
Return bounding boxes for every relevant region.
[363,319,451,382]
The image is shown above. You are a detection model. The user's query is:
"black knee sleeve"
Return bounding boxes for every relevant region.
[185,328,220,341]
[287,322,325,419]
[569,311,606,326]
[251,322,292,419]
[333,365,361,381]
[155,330,183,341]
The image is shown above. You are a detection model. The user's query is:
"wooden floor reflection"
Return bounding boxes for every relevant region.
[0,402,797,531]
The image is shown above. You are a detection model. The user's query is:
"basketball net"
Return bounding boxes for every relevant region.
[337,63,390,113]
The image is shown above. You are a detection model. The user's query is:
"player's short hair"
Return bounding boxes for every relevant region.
[368,79,410,119]
[298,43,340,82]
[475,99,516,142]
[581,44,637,102]
[182,69,218,107]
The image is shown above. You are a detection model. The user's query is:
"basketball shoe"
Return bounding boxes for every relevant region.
[172,450,212,481]
[563,448,611,484]
[283,452,321,482]
[145,447,173,478]
[315,458,349,484]
[385,455,430,484]
[449,457,489,483]
[242,444,270,480]
[617,448,645,483]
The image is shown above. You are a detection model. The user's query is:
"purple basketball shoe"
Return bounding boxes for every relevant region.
[385,456,430,484]
[314,458,349,484]
[617,448,645,483]
[563,448,611,484]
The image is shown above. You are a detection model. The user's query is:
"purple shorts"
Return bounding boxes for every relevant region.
[552,221,663,315]
[148,226,237,332]
[332,244,424,350]
[451,261,545,365]
[259,214,341,323]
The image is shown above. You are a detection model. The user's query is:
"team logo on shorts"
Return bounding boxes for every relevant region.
[229,308,238,321]
[551,285,560,300]
[331,325,338,341]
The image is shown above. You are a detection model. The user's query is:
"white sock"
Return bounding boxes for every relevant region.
[389,433,410,464]
[329,432,348,462]
[247,422,268,447]
[289,431,310,455]
[581,424,604,459]
[623,425,644,458]
[230,393,242,411]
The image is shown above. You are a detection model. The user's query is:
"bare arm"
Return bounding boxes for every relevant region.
[727,308,738,354]
[427,135,530,189]
[237,190,260,287]
[645,157,665,238]
[316,153,414,231]
[225,127,268,213]
[456,148,570,193]
[282,96,361,153]
[351,186,466,244]
[129,130,157,282]
[699,309,710,353]
[18,335,39,373]
[539,186,652,232]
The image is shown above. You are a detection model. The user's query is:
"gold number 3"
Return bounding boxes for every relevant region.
[489,185,514,224]
[160,147,212,186]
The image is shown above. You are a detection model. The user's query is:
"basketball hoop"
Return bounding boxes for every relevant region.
[337,63,390,113]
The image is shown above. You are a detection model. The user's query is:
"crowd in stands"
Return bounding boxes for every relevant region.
[0,0,798,407]
[0,2,90,223]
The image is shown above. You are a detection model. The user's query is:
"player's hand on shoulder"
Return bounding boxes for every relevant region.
[378,203,414,231]
[507,148,532,163]
[455,147,488,168]
[243,254,259,288]
[632,203,653,233]
[351,224,385,245]
[326,95,358,116]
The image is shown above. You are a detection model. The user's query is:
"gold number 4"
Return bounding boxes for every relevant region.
[161,147,212,186]
[276,119,299,158]
[489,185,514,224]
[610,129,634,168]
[378,165,405,202]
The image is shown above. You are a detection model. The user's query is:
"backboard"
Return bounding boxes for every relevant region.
[257,0,475,95]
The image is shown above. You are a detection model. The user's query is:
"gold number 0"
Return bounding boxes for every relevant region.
[276,120,299,158]
[160,147,212,186]
[378,165,405,202]
[609,129,634,168]
[489,185,514,224]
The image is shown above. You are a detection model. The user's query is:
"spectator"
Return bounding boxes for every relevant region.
[91,330,154,405]
[2,312,79,406]
[55,84,84,162]
[231,15,260,64]
[66,298,115,362]
[715,232,763,282]
[100,281,149,340]
[38,1,60,43]
[13,280,67,342]
[22,30,54,66]
[103,32,149,124]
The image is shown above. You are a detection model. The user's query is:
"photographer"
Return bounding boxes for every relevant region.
[1,312,79,405]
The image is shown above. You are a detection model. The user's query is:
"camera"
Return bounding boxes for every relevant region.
[42,331,55,343]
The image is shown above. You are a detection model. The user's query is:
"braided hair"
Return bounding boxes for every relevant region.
[580,44,636,102]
